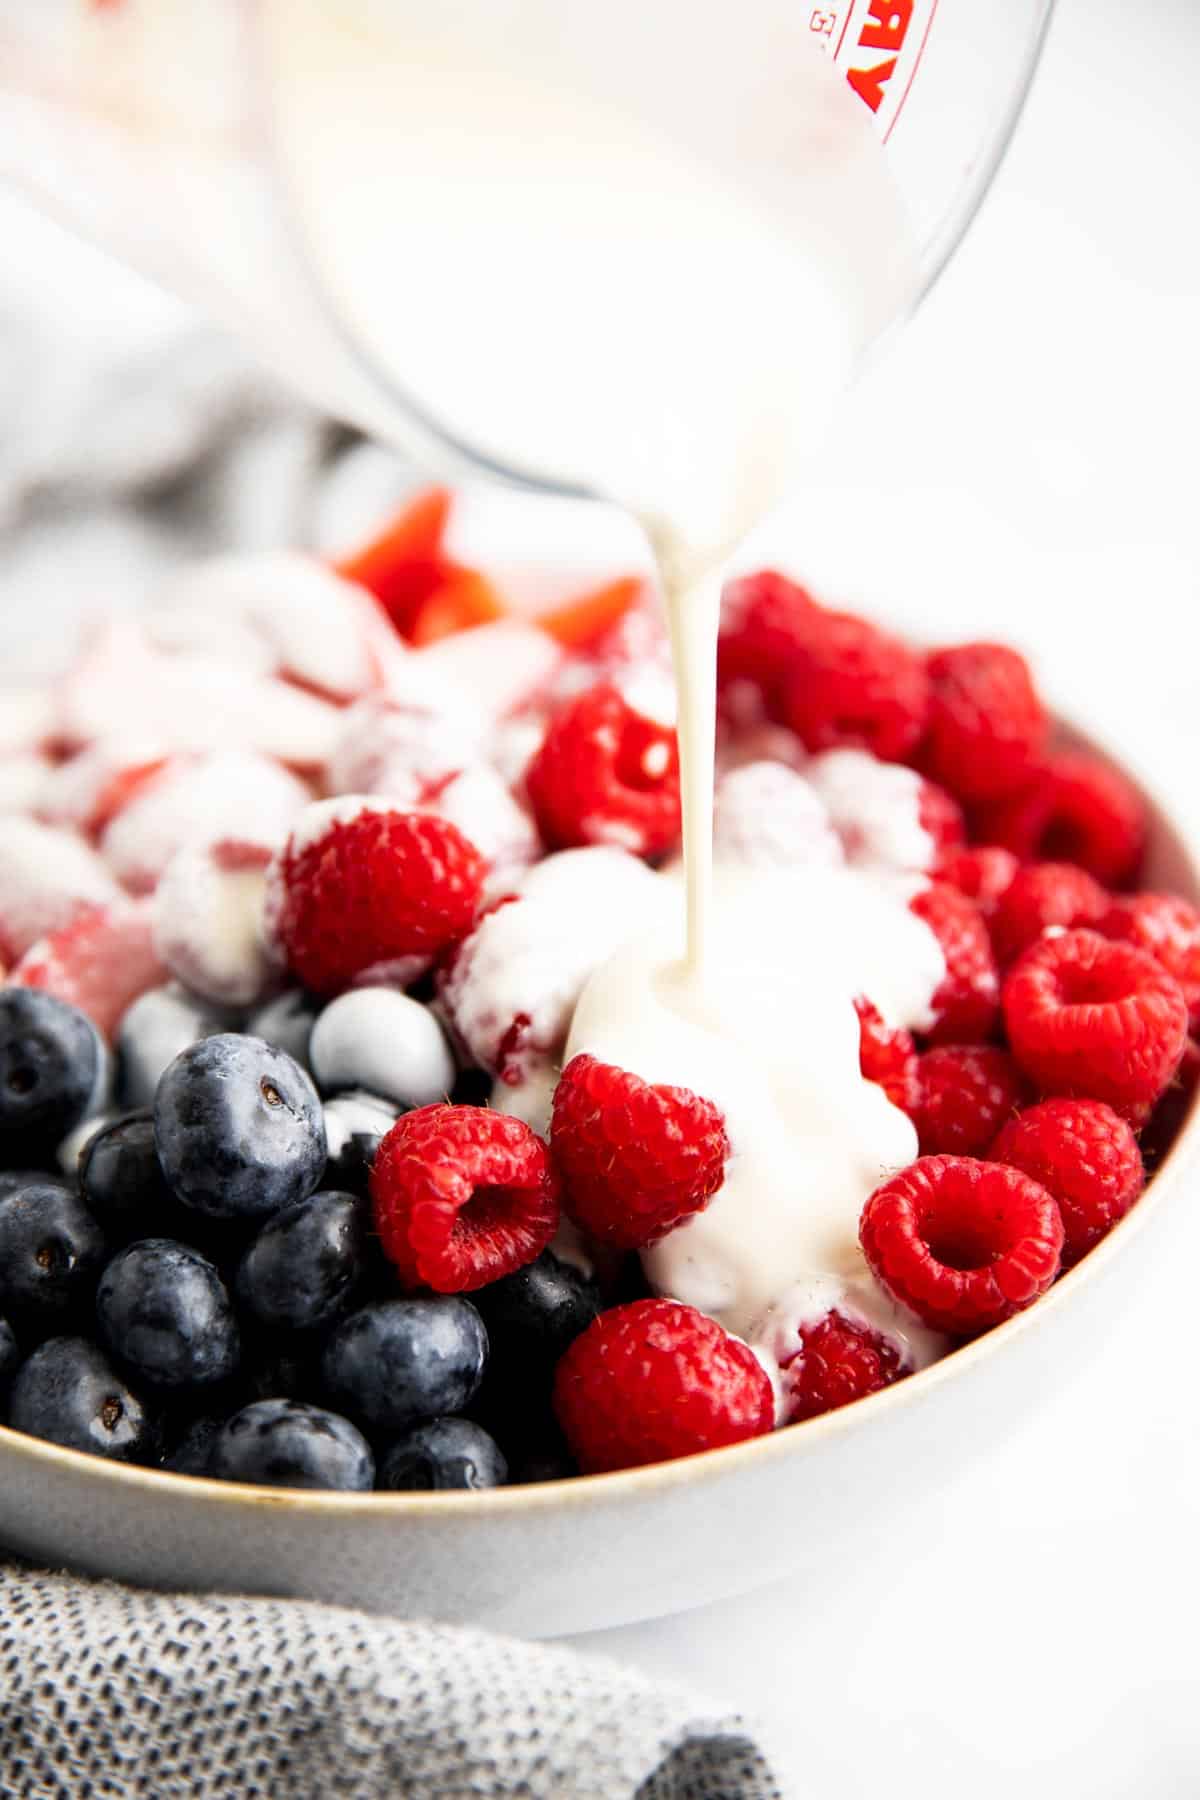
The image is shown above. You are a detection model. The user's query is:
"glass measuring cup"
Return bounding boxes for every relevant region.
[0,0,1053,504]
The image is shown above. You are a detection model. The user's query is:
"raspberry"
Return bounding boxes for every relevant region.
[13,901,166,1040]
[525,684,681,858]
[915,1044,1029,1156]
[371,1104,559,1293]
[270,799,485,996]
[781,611,930,763]
[935,845,1019,918]
[910,882,1000,1045]
[1098,893,1200,1030]
[989,861,1109,966]
[855,997,919,1115]
[921,643,1047,802]
[989,1098,1144,1267]
[1002,928,1188,1121]
[717,569,821,709]
[975,752,1146,887]
[550,1053,730,1249]
[779,1311,906,1423]
[552,1298,774,1473]
[917,779,967,859]
[859,1155,1063,1336]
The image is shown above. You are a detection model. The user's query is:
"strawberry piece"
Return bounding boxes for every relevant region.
[13,900,166,1040]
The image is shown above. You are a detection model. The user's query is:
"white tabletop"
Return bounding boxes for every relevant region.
[566,3,1200,1794]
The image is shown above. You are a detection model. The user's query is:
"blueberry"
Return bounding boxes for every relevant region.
[0,1178,107,1329]
[162,1413,222,1478]
[96,1240,240,1391]
[117,984,233,1111]
[322,1298,487,1436]
[8,1336,156,1462]
[246,990,317,1071]
[321,1090,399,1194]
[80,1113,175,1244]
[379,1417,507,1491]
[154,1034,326,1221]
[210,1398,374,1492]
[0,1316,18,1391]
[236,1189,369,1334]
[473,1251,600,1385]
[0,991,106,1165]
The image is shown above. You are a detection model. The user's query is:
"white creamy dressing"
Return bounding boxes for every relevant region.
[253,4,942,1385]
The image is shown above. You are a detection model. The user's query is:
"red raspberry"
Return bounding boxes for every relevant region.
[935,845,1019,918]
[989,861,1108,966]
[855,997,919,1115]
[271,801,485,996]
[974,752,1146,887]
[921,643,1047,802]
[780,611,930,764]
[371,1104,559,1293]
[550,1053,730,1249]
[859,1155,1063,1336]
[1002,928,1188,1121]
[552,1298,774,1473]
[915,1044,1030,1156]
[1098,893,1200,1031]
[909,882,1000,1046]
[989,1098,1144,1267]
[917,779,967,859]
[525,684,681,858]
[779,1311,906,1423]
[12,900,166,1040]
[717,569,822,709]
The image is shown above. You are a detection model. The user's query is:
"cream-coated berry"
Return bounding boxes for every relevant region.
[309,987,456,1108]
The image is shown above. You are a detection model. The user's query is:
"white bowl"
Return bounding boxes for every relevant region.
[0,728,1195,1640]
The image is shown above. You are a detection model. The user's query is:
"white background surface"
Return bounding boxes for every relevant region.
[566,2,1200,1795]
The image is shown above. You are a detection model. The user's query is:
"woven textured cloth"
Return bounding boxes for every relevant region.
[0,1563,779,1799]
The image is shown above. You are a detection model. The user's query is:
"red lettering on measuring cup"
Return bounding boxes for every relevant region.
[860,1,913,54]
[815,0,938,138]
[846,58,896,112]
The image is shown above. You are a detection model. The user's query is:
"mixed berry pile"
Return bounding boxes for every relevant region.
[0,493,1194,1491]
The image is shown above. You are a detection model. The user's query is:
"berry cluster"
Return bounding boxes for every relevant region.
[0,528,1194,1492]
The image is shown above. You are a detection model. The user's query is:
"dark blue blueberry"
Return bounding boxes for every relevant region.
[210,1398,374,1491]
[80,1113,174,1244]
[321,1298,487,1436]
[80,1111,252,1264]
[0,1177,107,1329]
[96,1239,240,1391]
[0,991,105,1165]
[470,1252,600,1454]
[321,1090,399,1195]
[154,1034,326,1221]
[378,1417,507,1491]
[162,1413,222,1478]
[8,1336,156,1462]
[473,1251,600,1384]
[235,1189,369,1334]
[0,1315,18,1392]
